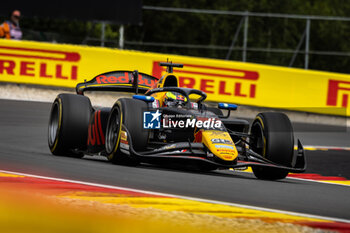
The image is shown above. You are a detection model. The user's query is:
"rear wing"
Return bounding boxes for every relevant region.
[76,70,158,95]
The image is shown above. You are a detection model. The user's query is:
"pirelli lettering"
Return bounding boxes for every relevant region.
[0,45,79,81]
[152,61,258,99]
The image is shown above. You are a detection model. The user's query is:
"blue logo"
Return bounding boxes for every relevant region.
[214,145,234,149]
[143,110,161,129]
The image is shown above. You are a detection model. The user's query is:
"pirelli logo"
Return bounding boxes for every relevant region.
[152,61,259,99]
[0,45,80,80]
[327,79,350,108]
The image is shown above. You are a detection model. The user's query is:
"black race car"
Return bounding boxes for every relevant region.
[48,62,306,180]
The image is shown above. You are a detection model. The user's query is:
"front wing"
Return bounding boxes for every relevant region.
[123,128,306,173]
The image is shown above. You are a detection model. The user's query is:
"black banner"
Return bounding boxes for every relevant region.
[1,0,142,24]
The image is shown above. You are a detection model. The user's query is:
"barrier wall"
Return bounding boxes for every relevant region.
[0,39,350,116]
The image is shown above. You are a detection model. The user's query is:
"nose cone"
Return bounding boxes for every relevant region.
[202,130,238,161]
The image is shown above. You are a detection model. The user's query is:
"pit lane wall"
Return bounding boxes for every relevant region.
[0,39,349,116]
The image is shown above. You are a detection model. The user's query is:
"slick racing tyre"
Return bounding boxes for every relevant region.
[48,94,92,158]
[105,98,148,165]
[250,112,294,180]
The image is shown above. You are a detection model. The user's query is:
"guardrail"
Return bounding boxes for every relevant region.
[0,40,349,116]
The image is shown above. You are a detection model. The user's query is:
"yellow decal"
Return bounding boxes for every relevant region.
[201,130,238,161]
[120,131,127,141]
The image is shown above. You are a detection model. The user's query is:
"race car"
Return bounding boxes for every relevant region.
[48,62,306,180]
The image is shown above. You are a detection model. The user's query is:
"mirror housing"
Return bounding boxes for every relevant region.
[218,103,238,111]
[133,95,155,102]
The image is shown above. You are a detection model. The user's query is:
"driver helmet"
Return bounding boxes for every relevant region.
[163,91,187,107]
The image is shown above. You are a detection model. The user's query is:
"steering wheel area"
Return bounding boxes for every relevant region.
[146,87,207,108]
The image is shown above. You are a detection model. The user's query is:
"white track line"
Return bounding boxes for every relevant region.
[287,176,350,187]
[233,170,350,188]
[0,169,349,224]
[304,145,350,151]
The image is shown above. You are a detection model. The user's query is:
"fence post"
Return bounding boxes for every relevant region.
[119,25,124,49]
[305,18,311,69]
[242,12,249,62]
[101,22,106,47]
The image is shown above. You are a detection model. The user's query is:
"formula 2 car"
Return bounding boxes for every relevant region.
[48,62,306,180]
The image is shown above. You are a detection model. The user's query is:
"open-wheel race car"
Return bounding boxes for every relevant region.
[48,62,306,180]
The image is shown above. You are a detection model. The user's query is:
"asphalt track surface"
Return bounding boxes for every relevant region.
[0,99,349,220]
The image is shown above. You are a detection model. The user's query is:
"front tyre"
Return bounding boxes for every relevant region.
[105,98,148,165]
[250,112,294,180]
[48,94,92,157]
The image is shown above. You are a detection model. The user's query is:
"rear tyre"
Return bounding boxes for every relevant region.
[105,98,148,165]
[48,94,92,158]
[250,112,294,180]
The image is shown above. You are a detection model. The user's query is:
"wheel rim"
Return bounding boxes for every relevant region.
[48,101,59,147]
[106,107,121,154]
